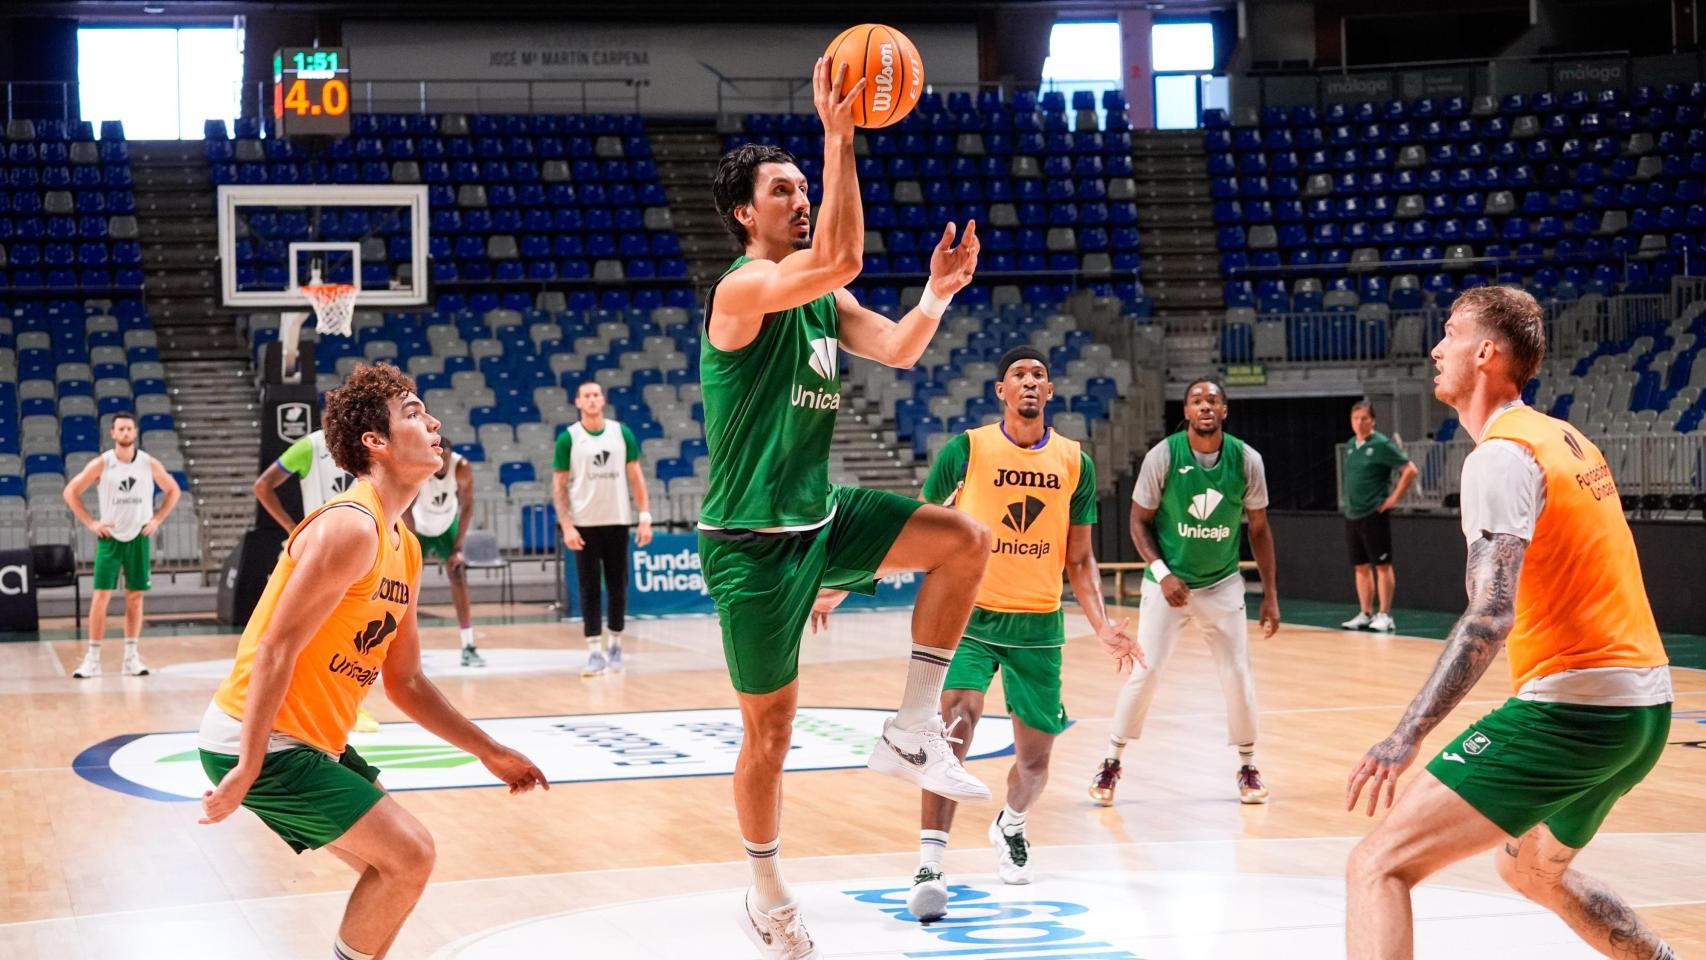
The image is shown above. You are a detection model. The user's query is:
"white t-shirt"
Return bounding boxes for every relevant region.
[97,448,155,542]
[411,453,462,537]
[1459,402,1670,706]
[1131,438,1270,511]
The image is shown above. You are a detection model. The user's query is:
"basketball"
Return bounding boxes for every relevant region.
[823,23,923,128]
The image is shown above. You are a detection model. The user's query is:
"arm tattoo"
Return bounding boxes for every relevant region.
[1391,532,1526,744]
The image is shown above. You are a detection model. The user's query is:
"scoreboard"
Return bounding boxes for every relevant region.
[273,47,351,137]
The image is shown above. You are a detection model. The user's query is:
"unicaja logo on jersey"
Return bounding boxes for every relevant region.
[432,492,449,507]
[592,450,611,468]
[806,337,839,380]
[1178,488,1234,541]
[792,337,843,410]
[332,473,354,494]
[118,477,135,493]
[994,496,1052,557]
[1187,488,1224,520]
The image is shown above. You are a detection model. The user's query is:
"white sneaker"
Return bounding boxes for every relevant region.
[72,649,101,679]
[581,647,608,677]
[988,815,1033,885]
[867,715,991,802]
[907,866,949,921]
[741,893,822,959]
[1341,611,1373,630]
[121,650,149,676]
[606,635,625,672]
[1369,612,1396,632]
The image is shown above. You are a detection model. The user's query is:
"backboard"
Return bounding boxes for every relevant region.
[216,184,430,308]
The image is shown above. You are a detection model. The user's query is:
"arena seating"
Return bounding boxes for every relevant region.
[207,113,688,289]
[1208,85,1706,440]
[0,118,143,291]
[0,296,196,555]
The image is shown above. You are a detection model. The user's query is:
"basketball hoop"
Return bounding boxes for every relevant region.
[298,281,358,337]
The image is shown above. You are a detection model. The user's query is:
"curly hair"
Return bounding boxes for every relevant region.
[711,142,798,245]
[324,362,417,477]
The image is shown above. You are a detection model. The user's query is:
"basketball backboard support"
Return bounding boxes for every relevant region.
[216,184,430,308]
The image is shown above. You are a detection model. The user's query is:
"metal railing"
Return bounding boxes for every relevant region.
[1344,433,1706,519]
[1207,286,1685,373]
[241,78,648,119]
[713,77,1119,120]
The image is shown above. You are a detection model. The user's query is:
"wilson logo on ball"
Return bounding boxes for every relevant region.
[824,23,923,129]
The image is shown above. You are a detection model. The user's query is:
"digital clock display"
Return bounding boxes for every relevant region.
[273,46,351,137]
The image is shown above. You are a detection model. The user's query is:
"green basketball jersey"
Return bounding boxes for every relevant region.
[1149,431,1248,589]
[698,256,842,530]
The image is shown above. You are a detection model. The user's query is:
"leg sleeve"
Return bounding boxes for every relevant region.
[574,533,604,637]
[603,525,629,632]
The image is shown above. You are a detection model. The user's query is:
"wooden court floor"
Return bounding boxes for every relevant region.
[1,599,1702,958]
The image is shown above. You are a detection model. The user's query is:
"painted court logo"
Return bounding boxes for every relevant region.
[72,707,1022,802]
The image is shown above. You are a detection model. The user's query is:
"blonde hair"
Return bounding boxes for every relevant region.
[1452,285,1546,385]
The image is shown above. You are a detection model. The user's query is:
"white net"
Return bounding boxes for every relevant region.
[300,282,359,337]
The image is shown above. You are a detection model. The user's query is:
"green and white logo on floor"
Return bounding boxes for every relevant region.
[74,707,1023,802]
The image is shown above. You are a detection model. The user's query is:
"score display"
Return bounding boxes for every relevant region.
[273,47,351,137]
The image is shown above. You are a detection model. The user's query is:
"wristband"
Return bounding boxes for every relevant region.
[1148,559,1171,581]
[638,511,653,524]
[918,286,953,319]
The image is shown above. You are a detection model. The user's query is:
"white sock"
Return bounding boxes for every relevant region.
[1106,736,1127,762]
[919,829,949,870]
[744,837,792,912]
[459,626,475,648]
[896,644,952,728]
[333,935,375,960]
[123,639,138,654]
[608,631,623,647]
[84,641,101,655]
[586,634,604,653]
[1238,743,1255,766]
[999,804,1027,836]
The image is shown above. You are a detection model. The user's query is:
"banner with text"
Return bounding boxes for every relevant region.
[563,532,923,619]
[341,20,979,116]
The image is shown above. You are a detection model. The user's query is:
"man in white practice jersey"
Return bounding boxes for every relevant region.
[62,411,181,678]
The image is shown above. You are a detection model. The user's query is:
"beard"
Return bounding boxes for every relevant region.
[790,236,810,250]
[1017,402,1041,419]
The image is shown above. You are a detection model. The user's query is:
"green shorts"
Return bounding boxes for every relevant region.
[92,535,150,591]
[944,636,1068,735]
[1426,697,1671,848]
[199,744,385,854]
[699,485,922,695]
[418,518,459,561]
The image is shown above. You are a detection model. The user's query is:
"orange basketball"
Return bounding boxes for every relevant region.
[824,23,924,129]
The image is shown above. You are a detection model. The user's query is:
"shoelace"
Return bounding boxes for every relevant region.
[776,909,816,958]
[923,716,967,759]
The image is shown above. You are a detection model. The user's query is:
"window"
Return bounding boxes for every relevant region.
[1151,21,1218,129]
[1040,21,1120,122]
[1151,22,1216,73]
[80,27,243,140]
